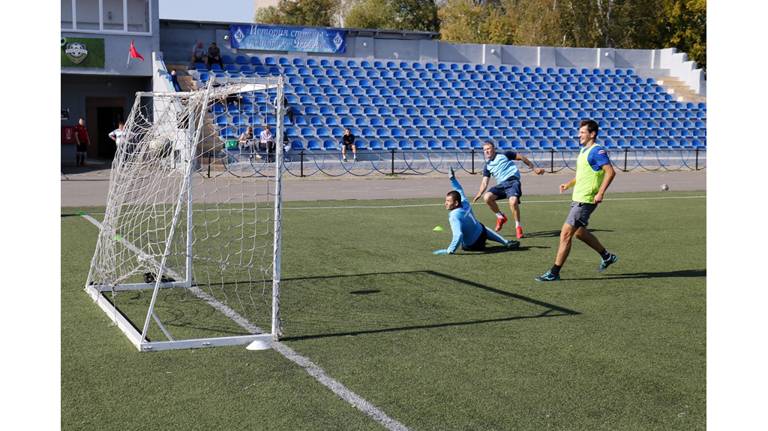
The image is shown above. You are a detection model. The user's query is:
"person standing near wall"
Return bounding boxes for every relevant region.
[74,118,90,167]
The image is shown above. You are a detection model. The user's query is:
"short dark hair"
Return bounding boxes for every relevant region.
[482,141,495,148]
[446,190,460,203]
[579,119,599,136]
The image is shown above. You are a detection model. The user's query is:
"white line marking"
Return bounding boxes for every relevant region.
[72,194,706,215]
[282,195,706,210]
[79,215,410,431]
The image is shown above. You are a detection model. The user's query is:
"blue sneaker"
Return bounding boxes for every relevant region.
[598,253,618,272]
[535,270,560,282]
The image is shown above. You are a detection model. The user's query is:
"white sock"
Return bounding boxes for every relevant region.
[496,212,505,218]
[515,221,521,228]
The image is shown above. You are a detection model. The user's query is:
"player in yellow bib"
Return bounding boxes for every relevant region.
[536,120,618,281]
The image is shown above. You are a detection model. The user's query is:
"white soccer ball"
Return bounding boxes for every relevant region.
[661,184,669,191]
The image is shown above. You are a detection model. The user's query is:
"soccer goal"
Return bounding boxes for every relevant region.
[85,76,286,352]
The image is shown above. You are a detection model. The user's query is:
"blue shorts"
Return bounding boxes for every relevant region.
[488,177,522,200]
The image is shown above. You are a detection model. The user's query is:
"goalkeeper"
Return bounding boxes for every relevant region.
[433,168,520,255]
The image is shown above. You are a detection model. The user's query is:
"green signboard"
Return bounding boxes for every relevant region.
[61,37,105,68]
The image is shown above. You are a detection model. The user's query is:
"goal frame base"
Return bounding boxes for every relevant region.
[84,284,272,352]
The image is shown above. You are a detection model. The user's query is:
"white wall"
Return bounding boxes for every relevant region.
[658,48,706,96]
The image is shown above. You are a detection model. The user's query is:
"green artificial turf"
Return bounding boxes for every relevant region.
[62,191,705,430]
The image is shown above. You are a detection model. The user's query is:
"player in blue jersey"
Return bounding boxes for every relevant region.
[433,167,520,255]
[473,141,545,239]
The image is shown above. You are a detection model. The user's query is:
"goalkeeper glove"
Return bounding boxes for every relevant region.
[448,166,455,179]
[432,249,451,255]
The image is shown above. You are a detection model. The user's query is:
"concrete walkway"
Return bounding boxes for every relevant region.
[61,165,705,208]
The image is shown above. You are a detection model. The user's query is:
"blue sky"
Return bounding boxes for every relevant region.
[160,0,256,23]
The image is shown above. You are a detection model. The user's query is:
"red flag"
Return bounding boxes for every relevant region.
[129,40,144,61]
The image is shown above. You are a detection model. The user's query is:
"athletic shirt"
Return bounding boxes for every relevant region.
[447,177,483,253]
[109,129,126,146]
[482,151,519,182]
[573,144,611,203]
[74,124,89,143]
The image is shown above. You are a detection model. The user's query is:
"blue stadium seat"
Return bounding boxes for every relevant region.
[290,140,306,151]
[322,139,337,151]
[215,115,228,127]
[306,139,323,151]
[354,138,368,150]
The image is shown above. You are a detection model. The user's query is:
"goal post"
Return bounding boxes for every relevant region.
[85,76,286,352]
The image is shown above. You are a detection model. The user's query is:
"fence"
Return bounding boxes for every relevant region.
[202,148,706,178]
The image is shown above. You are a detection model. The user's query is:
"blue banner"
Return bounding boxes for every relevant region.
[229,24,347,54]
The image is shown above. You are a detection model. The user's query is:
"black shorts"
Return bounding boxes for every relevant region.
[462,223,488,251]
[76,143,88,153]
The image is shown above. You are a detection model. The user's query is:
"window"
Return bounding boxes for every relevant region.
[63,0,150,34]
[102,0,124,31]
[61,0,73,29]
[127,0,149,33]
[75,0,100,30]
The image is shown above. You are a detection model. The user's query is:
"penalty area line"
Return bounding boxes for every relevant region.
[78,214,411,431]
[283,194,706,210]
[70,195,706,216]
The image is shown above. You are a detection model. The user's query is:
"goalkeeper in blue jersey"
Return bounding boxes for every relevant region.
[433,168,520,255]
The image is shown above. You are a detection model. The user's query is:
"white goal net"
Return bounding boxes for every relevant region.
[85,77,285,351]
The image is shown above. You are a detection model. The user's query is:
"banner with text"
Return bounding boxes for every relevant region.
[61,37,105,68]
[229,24,346,54]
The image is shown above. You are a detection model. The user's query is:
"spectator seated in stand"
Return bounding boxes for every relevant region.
[207,42,223,69]
[191,41,206,68]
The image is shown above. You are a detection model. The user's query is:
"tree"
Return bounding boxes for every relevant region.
[344,0,397,29]
[344,0,439,32]
[254,0,341,27]
[504,0,563,46]
[658,0,706,69]
[438,0,496,43]
[391,0,440,32]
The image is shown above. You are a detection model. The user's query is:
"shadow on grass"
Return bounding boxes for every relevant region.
[569,269,706,281]
[280,270,580,342]
[524,228,614,238]
[460,245,551,255]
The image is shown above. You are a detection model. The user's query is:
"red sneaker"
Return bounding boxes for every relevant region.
[516,226,524,239]
[494,214,507,232]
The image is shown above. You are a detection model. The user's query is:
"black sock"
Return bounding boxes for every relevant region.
[550,264,561,275]
[599,249,611,260]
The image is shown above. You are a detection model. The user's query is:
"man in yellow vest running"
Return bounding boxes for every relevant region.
[536,119,618,281]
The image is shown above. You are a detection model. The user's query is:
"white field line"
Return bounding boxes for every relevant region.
[77,194,706,216]
[80,215,410,431]
[282,194,706,210]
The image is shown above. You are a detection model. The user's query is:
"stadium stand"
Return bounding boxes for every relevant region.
[185,55,707,152]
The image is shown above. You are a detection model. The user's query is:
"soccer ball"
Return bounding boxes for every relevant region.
[660,184,669,191]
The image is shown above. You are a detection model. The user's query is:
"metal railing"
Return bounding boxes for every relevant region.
[200,148,706,178]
